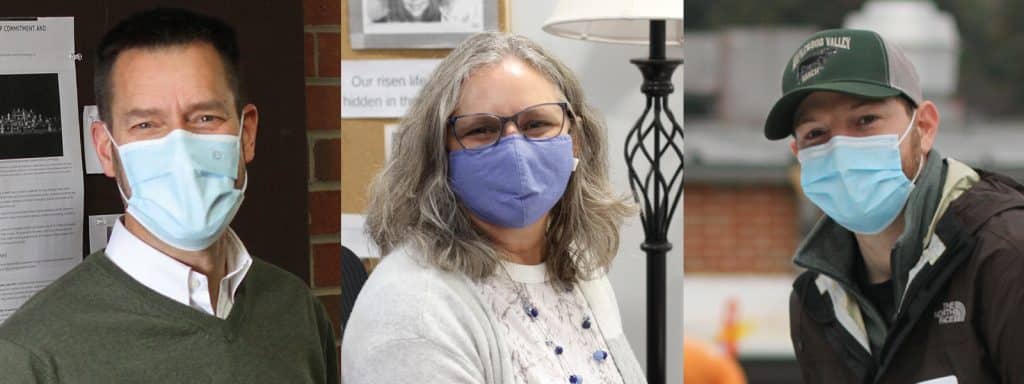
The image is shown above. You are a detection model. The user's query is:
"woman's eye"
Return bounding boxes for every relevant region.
[197,115,220,124]
[463,126,498,138]
[523,120,554,130]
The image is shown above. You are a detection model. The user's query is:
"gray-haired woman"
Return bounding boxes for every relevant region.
[341,32,646,384]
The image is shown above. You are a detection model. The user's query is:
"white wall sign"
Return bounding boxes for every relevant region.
[340,59,442,119]
[0,17,85,324]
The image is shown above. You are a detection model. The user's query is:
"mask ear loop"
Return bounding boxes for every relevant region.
[910,154,926,184]
[897,110,918,145]
[898,110,926,184]
[100,122,134,204]
[237,112,249,193]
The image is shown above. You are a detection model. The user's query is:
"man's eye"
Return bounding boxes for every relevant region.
[856,115,880,126]
[198,115,219,123]
[804,128,826,141]
[133,122,153,130]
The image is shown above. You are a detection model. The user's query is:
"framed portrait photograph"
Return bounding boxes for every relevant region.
[349,0,500,49]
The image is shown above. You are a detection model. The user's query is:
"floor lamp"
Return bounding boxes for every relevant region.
[544,2,683,384]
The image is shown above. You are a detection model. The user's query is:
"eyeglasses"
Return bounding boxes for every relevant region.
[448,102,573,150]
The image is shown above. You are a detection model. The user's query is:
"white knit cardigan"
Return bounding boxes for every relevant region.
[341,245,648,384]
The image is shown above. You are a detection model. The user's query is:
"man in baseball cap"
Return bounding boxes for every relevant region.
[769,28,1024,383]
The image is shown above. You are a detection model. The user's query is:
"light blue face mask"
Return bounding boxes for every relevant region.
[105,117,246,251]
[797,111,921,234]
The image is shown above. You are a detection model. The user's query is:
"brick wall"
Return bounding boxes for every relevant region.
[684,184,800,274]
[303,0,343,355]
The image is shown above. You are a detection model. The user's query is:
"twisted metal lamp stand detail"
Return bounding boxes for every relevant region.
[623,20,682,384]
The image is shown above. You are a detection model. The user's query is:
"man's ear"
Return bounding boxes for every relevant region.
[240,104,258,163]
[92,120,118,178]
[915,100,939,154]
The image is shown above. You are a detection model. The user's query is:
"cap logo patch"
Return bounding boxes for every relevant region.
[798,47,837,83]
[791,35,853,83]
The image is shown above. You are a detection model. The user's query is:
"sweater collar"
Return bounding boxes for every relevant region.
[105,218,252,318]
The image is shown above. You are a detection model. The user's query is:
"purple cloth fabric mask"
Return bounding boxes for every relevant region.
[449,134,575,228]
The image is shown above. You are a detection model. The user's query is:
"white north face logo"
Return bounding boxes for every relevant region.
[934,301,966,324]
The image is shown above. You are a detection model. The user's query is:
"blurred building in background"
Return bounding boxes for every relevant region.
[684,0,1024,383]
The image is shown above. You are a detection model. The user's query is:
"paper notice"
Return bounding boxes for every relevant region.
[0,17,84,324]
[341,59,442,118]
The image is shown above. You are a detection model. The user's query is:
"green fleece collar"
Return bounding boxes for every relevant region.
[890,149,946,299]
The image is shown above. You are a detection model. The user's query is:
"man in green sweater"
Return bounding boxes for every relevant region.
[0,8,338,383]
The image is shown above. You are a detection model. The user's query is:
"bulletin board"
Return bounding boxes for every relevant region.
[340,0,509,214]
[1,1,311,281]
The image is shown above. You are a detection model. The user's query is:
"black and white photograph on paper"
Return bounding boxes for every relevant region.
[368,0,445,23]
[366,0,481,29]
[0,73,63,160]
[349,0,499,49]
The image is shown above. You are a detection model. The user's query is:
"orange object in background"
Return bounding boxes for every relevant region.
[717,297,753,358]
[720,298,740,357]
[684,338,747,384]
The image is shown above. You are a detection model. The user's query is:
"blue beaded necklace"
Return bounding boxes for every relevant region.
[497,262,611,384]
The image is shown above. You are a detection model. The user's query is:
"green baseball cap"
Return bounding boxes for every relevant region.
[763,28,922,140]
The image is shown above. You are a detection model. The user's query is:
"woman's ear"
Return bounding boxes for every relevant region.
[567,112,582,158]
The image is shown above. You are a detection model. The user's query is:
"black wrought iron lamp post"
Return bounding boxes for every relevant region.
[623,20,683,384]
[543,3,682,382]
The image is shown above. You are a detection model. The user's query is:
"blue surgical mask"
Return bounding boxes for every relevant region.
[448,134,575,228]
[106,117,246,250]
[797,111,920,234]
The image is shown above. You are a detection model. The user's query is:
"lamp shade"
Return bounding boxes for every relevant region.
[543,0,683,45]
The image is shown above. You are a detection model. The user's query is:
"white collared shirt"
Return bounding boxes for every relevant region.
[105,218,253,319]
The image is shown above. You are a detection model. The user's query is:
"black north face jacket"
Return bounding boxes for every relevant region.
[789,151,1024,384]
